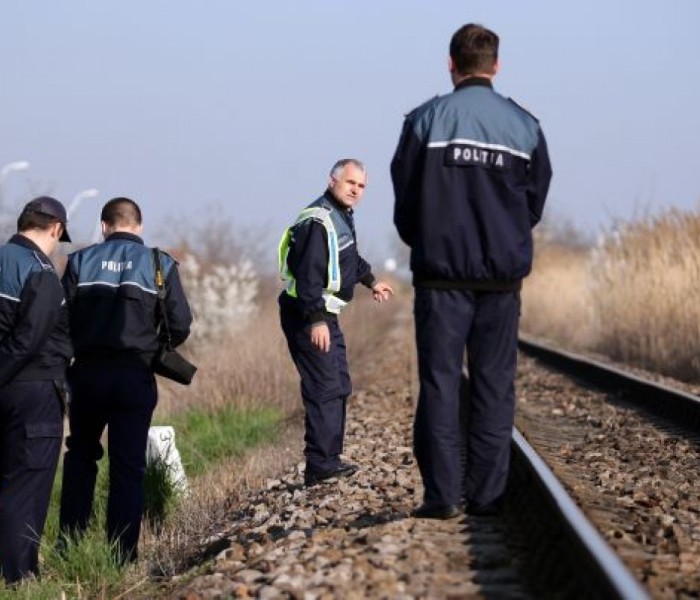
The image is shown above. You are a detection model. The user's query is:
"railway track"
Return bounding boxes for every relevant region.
[167,387,644,598]
[456,362,647,599]
[519,335,700,429]
[505,428,648,599]
[516,335,700,598]
[165,311,657,599]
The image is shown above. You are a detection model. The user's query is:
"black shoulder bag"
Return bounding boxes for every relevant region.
[152,248,197,385]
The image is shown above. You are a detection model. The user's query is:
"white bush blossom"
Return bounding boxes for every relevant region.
[178,253,258,343]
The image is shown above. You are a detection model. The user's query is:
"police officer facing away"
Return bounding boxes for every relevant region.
[0,197,72,584]
[58,197,192,562]
[279,159,393,487]
[392,24,552,519]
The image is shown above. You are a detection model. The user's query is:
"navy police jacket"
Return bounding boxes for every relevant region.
[280,191,375,324]
[392,77,552,290]
[0,234,71,386]
[63,232,192,365]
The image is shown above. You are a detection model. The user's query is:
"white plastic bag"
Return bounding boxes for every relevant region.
[146,426,188,495]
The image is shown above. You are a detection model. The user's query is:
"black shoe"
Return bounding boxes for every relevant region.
[411,503,463,520]
[335,461,359,477]
[304,462,359,487]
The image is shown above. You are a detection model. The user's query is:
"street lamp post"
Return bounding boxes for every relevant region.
[0,161,30,207]
[67,188,99,219]
[0,160,30,184]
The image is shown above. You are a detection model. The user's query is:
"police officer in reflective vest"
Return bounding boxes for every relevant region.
[279,159,393,487]
[0,197,72,584]
[392,24,552,519]
[58,197,192,562]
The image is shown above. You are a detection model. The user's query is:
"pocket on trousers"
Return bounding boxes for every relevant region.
[25,422,63,470]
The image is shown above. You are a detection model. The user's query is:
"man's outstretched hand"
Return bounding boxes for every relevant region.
[372,281,394,303]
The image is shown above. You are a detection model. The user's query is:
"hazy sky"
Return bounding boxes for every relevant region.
[1,1,699,263]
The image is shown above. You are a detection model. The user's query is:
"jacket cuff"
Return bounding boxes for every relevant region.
[307,310,326,325]
[360,273,377,289]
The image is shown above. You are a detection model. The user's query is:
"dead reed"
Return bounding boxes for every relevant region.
[522,209,700,382]
[156,289,298,417]
[589,210,700,380]
[521,242,596,350]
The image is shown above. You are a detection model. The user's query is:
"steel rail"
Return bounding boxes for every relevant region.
[518,335,700,428]
[509,427,650,599]
[461,364,648,597]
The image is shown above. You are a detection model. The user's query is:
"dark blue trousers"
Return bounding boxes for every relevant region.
[0,381,63,584]
[280,306,351,474]
[413,288,520,508]
[59,363,157,562]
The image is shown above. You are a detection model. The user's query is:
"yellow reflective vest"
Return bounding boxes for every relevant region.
[278,205,348,314]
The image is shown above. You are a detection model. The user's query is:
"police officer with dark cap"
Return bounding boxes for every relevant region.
[58,197,192,563]
[0,197,72,584]
[279,159,394,487]
[392,24,552,519]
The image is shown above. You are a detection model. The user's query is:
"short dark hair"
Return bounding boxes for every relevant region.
[449,23,499,76]
[17,211,60,234]
[100,197,142,227]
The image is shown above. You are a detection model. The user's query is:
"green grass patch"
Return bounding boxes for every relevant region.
[143,455,182,528]
[154,405,281,476]
[0,494,126,600]
[0,405,281,599]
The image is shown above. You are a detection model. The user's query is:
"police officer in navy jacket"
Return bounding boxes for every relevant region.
[392,24,552,519]
[279,159,393,487]
[0,197,72,584]
[58,197,192,562]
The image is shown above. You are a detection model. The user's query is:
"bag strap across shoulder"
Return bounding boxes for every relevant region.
[152,248,174,350]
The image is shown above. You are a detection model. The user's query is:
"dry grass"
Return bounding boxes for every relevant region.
[342,277,406,386]
[156,288,298,417]
[589,211,700,379]
[522,209,700,382]
[521,242,596,350]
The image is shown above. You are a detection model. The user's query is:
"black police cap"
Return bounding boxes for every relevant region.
[22,196,71,242]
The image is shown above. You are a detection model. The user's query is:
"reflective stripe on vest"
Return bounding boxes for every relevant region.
[278,206,346,314]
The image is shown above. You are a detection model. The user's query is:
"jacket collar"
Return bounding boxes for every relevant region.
[454,76,493,91]
[9,233,50,259]
[105,231,144,245]
[323,190,353,217]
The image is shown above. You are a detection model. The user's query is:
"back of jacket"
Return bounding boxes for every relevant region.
[64,232,192,363]
[0,235,71,385]
[392,78,552,289]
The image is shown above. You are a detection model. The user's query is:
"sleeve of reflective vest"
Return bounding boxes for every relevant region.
[526,128,553,227]
[0,271,62,386]
[391,118,424,247]
[164,265,193,348]
[286,220,328,324]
